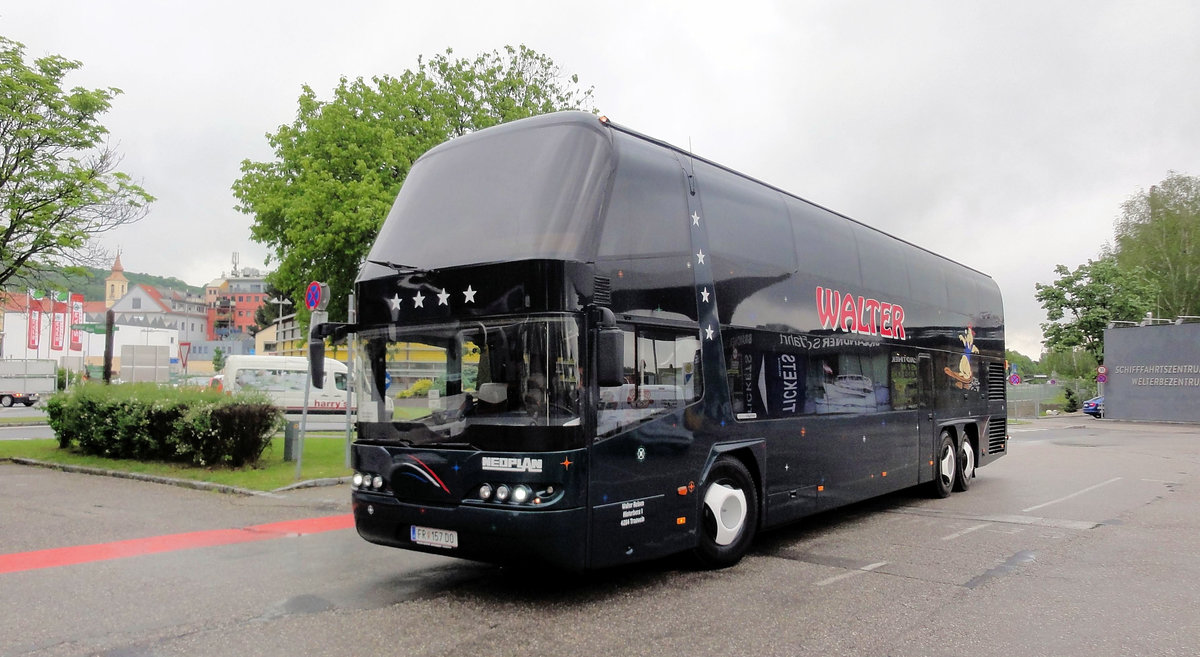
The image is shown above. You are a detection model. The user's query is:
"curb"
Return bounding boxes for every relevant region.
[6,458,348,497]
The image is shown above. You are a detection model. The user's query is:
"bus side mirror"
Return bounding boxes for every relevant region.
[597,328,624,387]
[310,313,327,389]
[310,339,326,389]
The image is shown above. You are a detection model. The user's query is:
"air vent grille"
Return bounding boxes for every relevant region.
[593,276,612,305]
[987,363,1007,401]
[987,417,1007,454]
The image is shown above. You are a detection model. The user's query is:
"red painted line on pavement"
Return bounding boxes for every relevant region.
[0,514,355,575]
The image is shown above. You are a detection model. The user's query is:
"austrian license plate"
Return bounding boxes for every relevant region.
[410,525,458,549]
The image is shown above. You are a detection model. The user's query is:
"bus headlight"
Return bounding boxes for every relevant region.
[511,485,532,504]
[352,473,364,488]
[478,483,493,501]
[495,484,511,502]
[372,475,384,490]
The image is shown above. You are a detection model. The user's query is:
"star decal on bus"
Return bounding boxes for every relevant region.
[705,325,714,340]
[389,294,403,311]
[413,291,425,308]
[695,249,706,265]
[437,289,450,306]
[463,285,477,303]
[701,287,710,303]
[692,212,700,226]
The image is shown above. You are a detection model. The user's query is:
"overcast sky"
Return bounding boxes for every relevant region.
[5,1,1199,356]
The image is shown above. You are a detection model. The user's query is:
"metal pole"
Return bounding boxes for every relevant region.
[296,357,312,480]
[269,296,292,355]
[345,292,355,468]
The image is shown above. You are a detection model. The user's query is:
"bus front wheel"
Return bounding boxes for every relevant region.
[694,456,758,569]
[930,431,956,498]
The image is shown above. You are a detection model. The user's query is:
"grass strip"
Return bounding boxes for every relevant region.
[0,415,48,426]
[0,435,352,492]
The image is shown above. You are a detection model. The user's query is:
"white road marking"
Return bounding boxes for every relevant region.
[1022,477,1123,513]
[890,507,1098,531]
[815,561,887,586]
[941,522,992,541]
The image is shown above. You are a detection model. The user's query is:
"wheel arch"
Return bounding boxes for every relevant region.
[938,421,980,456]
[961,421,980,457]
[699,440,765,520]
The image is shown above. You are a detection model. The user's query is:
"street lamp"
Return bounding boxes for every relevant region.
[269,296,292,355]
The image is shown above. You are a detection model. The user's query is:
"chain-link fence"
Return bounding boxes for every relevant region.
[1006,379,1097,418]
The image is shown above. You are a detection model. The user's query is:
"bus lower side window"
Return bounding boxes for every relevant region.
[599,327,702,435]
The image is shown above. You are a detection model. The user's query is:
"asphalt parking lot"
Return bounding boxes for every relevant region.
[2,415,1198,657]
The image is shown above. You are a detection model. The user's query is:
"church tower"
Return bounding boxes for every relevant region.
[105,253,128,309]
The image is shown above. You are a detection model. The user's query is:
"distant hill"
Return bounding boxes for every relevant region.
[22,266,204,302]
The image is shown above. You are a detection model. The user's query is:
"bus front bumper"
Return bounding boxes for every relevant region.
[352,492,589,570]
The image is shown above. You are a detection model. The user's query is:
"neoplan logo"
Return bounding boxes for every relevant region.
[481,457,543,473]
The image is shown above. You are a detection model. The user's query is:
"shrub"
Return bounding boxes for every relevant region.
[174,398,283,467]
[46,384,283,467]
[399,378,434,399]
[1063,387,1080,413]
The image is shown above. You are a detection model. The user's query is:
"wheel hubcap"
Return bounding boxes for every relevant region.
[939,443,956,488]
[704,482,747,546]
[961,441,975,480]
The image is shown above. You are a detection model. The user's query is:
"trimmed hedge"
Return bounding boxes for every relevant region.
[46,383,284,467]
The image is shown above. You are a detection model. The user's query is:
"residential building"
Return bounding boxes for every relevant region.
[109,284,208,346]
[205,268,269,340]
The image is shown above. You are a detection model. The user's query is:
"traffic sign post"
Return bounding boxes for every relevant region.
[297,280,330,480]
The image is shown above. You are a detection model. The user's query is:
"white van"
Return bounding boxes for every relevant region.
[221,355,354,414]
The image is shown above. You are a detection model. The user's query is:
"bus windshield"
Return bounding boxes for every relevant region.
[354,315,584,451]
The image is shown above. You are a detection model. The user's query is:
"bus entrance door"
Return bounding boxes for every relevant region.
[917,353,936,483]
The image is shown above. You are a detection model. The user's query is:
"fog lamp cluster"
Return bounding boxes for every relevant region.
[352,471,386,492]
[475,482,559,506]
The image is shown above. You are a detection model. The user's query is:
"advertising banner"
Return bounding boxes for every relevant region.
[51,291,68,351]
[70,293,85,351]
[26,289,42,350]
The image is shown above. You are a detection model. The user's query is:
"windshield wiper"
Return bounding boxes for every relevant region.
[366,259,429,274]
[435,442,481,451]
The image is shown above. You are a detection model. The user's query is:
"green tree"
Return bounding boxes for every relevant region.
[1039,348,1099,380]
[253,282,290,333]
[1004,349,1039,377]
[1112,172,1200,318]
[0,37,153,289]
[212,347,226,372]
[233,45,595,325]
[1035,257,1157,361]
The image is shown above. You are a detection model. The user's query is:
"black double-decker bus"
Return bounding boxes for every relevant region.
[312,111,1007,570]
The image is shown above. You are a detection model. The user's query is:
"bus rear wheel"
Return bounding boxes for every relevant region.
[954,436,975,492]
[694,455,758,569]
[930,431,956,498]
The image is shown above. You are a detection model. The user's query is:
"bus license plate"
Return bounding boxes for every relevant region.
[411,525,458,549]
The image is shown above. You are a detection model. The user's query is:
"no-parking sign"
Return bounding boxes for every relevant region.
[304,281,330,311]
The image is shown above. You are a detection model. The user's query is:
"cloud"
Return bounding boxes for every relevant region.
[4,0,1198,357]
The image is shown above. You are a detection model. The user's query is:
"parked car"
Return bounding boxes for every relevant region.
[0,392,38,407]
[1082,395,1104,418]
